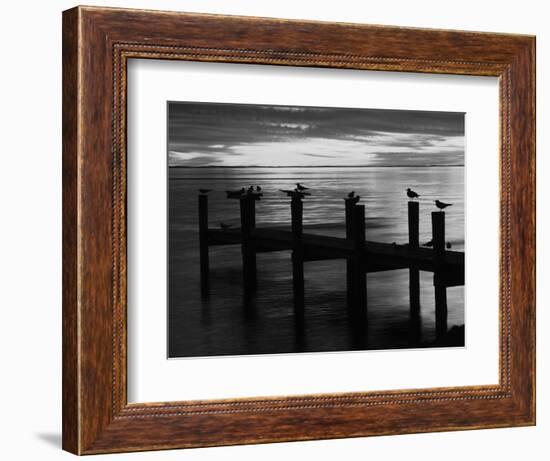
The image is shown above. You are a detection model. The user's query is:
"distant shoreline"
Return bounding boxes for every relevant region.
[169,164,465,169]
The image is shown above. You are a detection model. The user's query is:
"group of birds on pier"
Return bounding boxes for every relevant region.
[406,188,453,211]
[207,185,454,246]
[224,185,263,199]
[199,185,453,212]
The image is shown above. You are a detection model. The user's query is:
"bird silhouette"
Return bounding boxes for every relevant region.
[219,222,232,230]
[347,191,355,198]
[198,188,212,194]
[226,188,245,199]
[446,242,452,249]
[294,191,311,198]
[280,189,310,198]
[256,186,262,192]
[406,188,420,200]
[349,195,360,204]
[296,183,309,191]
[434,200,453,211]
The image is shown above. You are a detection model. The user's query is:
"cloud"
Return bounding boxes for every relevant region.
[168,102,464,167]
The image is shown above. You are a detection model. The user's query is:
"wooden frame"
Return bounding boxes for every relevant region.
[62,5,535,455]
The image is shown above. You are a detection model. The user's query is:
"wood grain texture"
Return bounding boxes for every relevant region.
[62,7,80,454]
[62,5,536,455]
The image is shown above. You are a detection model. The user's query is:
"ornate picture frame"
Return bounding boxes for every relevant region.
[62,6,535,454]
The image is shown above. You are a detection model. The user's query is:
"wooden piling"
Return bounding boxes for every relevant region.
[291,195,305,317]
[198,193,210,297]
[351,205,367,322]
[408,201,420,315]
[432,211,447,338]
[240,194,257,295]
[345,199,354,314]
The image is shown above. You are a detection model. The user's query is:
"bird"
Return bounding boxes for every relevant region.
[247,185,255,194]
[349,195,360,205]
[294,191,311,198]
[446,242,452,249]
[280,189,310,199]
[226,188,245,199]
[220,222,232,230]
[256,186,262,192]
[406,188,420,200]
[434,199,453,211]
[198,188,212,194]
[296,183,309,191]
[347,191,355,198]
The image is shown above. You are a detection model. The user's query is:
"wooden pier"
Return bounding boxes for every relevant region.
[198,192,464,339]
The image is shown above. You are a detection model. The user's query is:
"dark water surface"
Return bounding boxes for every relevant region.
[168,166,464,358]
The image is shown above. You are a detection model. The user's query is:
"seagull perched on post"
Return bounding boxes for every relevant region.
[406,188,420,200]
[198,188,212,194]
[226,188,245,199]
[280,189,310,199]
[296,183,309,191]
[434,200,453,211]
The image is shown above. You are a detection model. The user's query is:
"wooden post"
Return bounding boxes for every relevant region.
[198,193,210,297]
[351,204,367,322]
[345,199,354,314]
[291,195,305,317]
[408,201,420,315]
[240,194,257,295]
[432,211,447,339]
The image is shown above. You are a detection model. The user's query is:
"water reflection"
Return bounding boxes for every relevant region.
[168,166,465,358]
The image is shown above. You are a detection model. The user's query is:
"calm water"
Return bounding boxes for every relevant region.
[168,166,465,357]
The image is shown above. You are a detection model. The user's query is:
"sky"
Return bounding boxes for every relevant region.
[168,102,464,167]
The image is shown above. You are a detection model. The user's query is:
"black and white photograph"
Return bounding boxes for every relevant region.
[168,101,465,358]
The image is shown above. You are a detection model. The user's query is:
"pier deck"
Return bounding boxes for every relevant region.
[207,227,464,287]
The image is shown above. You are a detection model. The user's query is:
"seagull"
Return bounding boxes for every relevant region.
[406,188,420,200]
[247,185,255,194]
[296,183,309,191]
[435,200,453,211]
[347,191,355,198]
[256,186,262,192]
[294,190,311,198]
[280,189,310,198]
[226,188,245,199]
[226,187,245,195]
[349,195,360,205]
[220,222,232,230]
[198,188,212,194]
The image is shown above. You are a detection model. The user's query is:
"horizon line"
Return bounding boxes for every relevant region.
[168,164,465,169]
